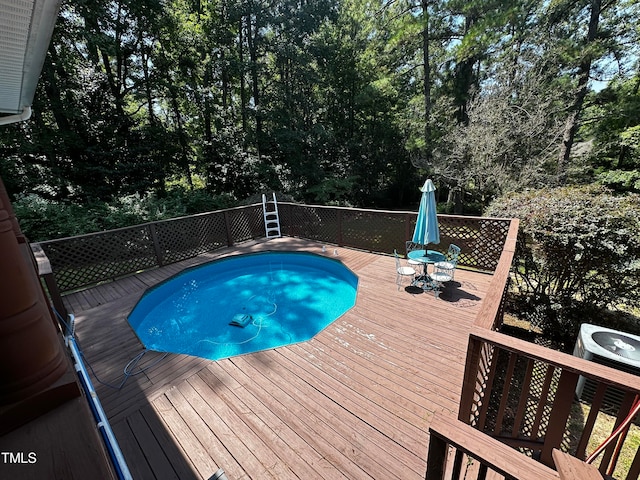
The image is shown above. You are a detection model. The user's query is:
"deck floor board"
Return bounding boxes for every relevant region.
[67,238,492,479]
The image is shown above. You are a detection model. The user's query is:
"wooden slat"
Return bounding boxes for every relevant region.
[494,351,518,435]
[153,394,221,479]
[477,343,499,431]
[138,404,202,480]
[576,384,608,459]
[599,391,638,474]
[126,411,183,480]
[111,419,159,480]
[512,357,535,438]
[541,369,580,466]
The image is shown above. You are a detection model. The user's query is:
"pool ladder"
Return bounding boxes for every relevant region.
[262,192,281,239]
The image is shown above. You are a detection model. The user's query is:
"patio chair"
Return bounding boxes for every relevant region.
[430,263,454,298]
[434,244,461,281]
[394,249,416,290]
[405,241,424,270]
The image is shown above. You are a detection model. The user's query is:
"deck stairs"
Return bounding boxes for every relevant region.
[262,192,281,239]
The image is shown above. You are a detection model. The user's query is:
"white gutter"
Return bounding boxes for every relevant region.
[0,106,32,125]
[64,315,133,480]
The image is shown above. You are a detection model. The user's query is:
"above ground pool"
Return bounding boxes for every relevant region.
[127,251,358,361]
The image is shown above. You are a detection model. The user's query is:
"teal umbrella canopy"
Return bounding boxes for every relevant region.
[412,179,440,246]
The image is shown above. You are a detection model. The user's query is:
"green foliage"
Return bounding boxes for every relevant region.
[582,76,640,190]
[13,195,107,241]
[485,185,640,350]
[307,176,358,205]
[597,169,640,193]
[13,188,239,242]
[1,0,639,216]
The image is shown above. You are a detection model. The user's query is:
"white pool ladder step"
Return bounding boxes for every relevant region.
[262,192,281,239]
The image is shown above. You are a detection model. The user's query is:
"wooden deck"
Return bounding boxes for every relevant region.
[67,237,493,480]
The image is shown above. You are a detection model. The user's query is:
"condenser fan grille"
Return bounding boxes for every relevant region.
[592,332,640,362]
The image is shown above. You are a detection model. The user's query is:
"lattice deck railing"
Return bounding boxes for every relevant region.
[34,202,513,294]
[457,326,640,479]
[278,203,511,273]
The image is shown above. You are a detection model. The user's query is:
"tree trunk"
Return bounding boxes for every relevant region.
[168,84,193,189]
[220,0,229,110]
[246,4,262,160]
[239,16,248,139]
[422,0,431,162]
[556,0,601,184]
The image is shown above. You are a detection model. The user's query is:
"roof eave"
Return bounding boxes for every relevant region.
[0,0,62,121]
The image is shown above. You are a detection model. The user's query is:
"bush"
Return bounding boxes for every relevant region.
[485,185,640,350]
[12,194,108,241]
[13,188,240,242]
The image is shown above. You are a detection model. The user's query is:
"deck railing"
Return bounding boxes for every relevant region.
[34,202,512,295]
[450,326,640,480]
[426,412,607,480]
[426,412,562,480]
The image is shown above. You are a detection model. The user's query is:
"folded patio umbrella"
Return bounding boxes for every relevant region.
[412,178,440,247]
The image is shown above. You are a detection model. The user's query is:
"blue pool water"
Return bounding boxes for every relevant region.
[127,251,358,361]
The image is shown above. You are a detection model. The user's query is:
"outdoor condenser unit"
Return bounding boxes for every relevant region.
[573,323,640,410]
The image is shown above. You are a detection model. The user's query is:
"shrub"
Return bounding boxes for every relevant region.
[12,188,240,242]
[485,185,640,350]
[12,194,107,241]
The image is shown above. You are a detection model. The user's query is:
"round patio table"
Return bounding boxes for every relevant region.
[407,249,445,291]
[407,249,446,275]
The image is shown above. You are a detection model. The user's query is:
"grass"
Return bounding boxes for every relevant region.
[567,402,640,479]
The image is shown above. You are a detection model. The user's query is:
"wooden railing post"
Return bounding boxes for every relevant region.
[279,203,290,236]
[458,335,484,425]
[552,450,604,480]
[148,223,164,267]
[472,218,519,331]
[223,210,234,246]
[425,432,448,480]
[31,243,68,321]
[599,391,637,474]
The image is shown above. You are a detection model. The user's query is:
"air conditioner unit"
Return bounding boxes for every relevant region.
[573,323,640,409]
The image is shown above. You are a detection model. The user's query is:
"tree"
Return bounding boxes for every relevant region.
[554,0,603,184]
[2,0,640,217]
[432,70,564,208]
[548,0,640,183]
[582,74,640,192]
